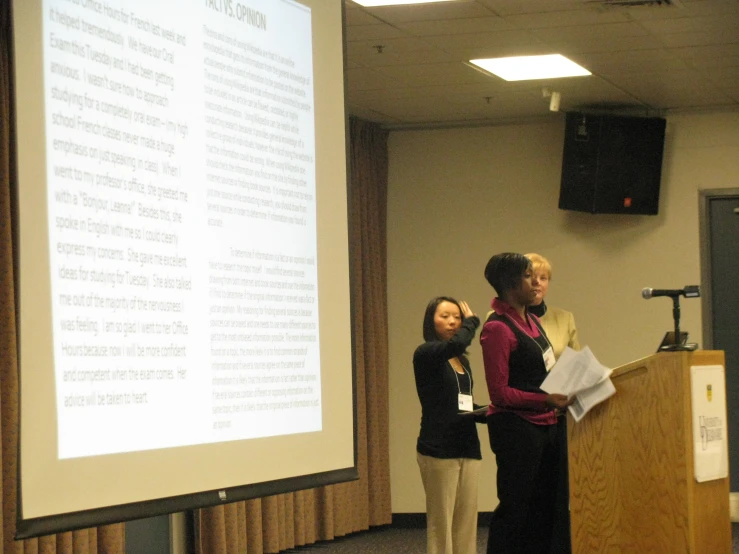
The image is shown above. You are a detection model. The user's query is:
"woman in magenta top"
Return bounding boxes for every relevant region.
[479,253,573,554]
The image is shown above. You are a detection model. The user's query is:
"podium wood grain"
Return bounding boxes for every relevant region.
[568,350,731,554]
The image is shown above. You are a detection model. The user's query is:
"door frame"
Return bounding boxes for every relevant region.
[698,187,739,522]
[698,187,739,348]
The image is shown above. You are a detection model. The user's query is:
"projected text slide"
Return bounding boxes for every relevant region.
[44,0,321,459]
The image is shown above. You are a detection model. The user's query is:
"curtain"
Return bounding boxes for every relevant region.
[196,118,391,553]
[0,3,125,553]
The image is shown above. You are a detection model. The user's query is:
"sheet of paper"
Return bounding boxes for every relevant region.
[568,378,616,422]
[541,346,616,422]
[541,346,611,396]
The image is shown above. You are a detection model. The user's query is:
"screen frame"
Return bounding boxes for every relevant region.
[10,0,358,539]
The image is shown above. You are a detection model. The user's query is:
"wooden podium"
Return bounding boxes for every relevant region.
[568,350,732,554]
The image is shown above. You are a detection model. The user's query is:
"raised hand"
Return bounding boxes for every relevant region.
[458,300,476,320]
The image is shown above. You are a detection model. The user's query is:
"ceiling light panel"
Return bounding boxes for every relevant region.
[469,54,592,81]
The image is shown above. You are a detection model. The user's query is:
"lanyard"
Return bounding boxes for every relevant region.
[502,312,553,355]
[450,359,472,395]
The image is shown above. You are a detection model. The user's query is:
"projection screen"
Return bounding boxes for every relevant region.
[12,0,355,538]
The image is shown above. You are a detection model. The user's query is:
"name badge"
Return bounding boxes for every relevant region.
[543,346,556,371]
[458,393,474,412]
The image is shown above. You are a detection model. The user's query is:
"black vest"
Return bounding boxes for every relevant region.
[486,312,550,393]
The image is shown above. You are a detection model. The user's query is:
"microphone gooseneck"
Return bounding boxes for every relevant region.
[641,286,701,351]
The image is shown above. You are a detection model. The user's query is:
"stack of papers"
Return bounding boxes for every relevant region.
[541,346,616,422]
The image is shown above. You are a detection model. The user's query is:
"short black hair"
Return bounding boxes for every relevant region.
[422,296,462,342]
[484,253,532,297]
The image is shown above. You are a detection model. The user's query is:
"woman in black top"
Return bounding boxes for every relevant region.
[413,296,485,554]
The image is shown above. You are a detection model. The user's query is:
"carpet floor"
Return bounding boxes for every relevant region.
[283,522,739,553]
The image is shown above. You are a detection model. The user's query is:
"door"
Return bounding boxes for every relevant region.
[700,189,739,494]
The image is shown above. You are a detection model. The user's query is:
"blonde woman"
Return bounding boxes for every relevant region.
[525,253,580,360]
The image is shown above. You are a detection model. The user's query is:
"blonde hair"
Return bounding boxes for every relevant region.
[525,253,552,280]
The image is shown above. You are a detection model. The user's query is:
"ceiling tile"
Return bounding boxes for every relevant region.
[544,75,645,105]
[346,101,402,125]
[348,81,512,103]
[346,67,407,91]
[704,65,739,81]
[361,1,495,24]
[419,29,539,50]
[656,29,739,48]
[670,43,739,61]
[714,82,739,102]
[636,14,739,34]
[531,21,650,43]
[586,54,691,75]
[623,0,739,20]
[607,71,734,108]
[346,36,439,57]
[349,47,460,68]
[539,34,666,55]
[504,8,630,28]
[344,6,386,26]
[395,15,514,36]
[475,0,594,16]
[345,23,407,42]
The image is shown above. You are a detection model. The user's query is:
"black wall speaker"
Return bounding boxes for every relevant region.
[558,112,666,215]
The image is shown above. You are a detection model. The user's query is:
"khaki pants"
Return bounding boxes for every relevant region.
[417,452,481,554]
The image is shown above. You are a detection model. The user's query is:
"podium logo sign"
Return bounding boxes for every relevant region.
[691,365,728,482]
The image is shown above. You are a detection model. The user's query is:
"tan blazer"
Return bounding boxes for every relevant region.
[538,306,580,361]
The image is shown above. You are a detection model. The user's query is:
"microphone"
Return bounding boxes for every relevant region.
[641,286,700,300]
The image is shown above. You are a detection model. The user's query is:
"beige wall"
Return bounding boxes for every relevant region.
[386,111,739,513]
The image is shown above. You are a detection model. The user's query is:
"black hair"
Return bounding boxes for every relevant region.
[483,253,532,297]
[422,296,462,342]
